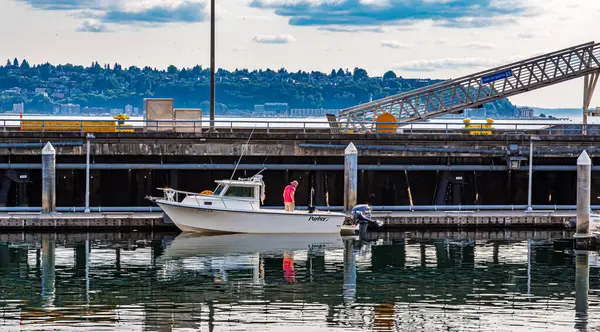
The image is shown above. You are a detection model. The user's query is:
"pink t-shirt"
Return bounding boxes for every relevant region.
[283,185,296,202]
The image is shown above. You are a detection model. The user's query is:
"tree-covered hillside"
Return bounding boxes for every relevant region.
[0,58,517,116]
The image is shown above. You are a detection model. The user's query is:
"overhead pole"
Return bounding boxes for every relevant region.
[209,0,216,132]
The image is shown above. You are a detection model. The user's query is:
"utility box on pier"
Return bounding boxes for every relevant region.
[174,108,202,133]
[144,98,174,132]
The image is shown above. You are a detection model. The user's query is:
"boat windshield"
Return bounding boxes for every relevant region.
[224,186,255,198]
[212,184,224,196]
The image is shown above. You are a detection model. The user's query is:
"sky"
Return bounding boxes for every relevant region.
[1,0,599,108]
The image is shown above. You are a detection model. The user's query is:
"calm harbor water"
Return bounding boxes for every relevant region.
[0,231,598,331]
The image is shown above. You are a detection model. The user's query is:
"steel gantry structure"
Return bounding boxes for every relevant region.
[337,41,600,131]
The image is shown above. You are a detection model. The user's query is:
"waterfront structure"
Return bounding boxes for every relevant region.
[253,103,289,117]
[57,103,81,115]
[12,103,24,113]
[518,107,535,118]
[290,108,339,117]
[338,41,600,131]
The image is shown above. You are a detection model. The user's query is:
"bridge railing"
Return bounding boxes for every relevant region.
[1,118,599,136]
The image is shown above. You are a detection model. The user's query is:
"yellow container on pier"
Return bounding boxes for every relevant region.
[463,118,494,135]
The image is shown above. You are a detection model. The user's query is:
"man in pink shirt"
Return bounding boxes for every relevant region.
[283,180,298,212]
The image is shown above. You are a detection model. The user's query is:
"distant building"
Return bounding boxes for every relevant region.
[253,103,289,117]
[59,103,80,115]
[35,88,46,95]
[463,108,485,118]
[82,107,108,115]
[518,107,534,118]
[4,87,21,94]
[290,108,339,117]
[125,104,133,115]
[12,103,24,113]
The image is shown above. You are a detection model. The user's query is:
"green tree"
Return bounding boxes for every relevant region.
[20,59,30,70]
[353,67,368,81]
[167,65,178,75]
[383,70,397,80]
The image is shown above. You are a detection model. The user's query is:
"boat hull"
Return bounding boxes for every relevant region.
[157,200,346,234]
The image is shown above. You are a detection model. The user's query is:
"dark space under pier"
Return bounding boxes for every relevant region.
[0,131,599,208]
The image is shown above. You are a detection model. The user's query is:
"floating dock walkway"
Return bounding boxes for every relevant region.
[0,210,571,230]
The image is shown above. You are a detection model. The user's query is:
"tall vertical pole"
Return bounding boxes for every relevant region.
[209,0,216,132]
[526,137,533,212]
[344,142,358,212]
[42,142,56,213]
[84,135,91,213]
[576,150,592,237]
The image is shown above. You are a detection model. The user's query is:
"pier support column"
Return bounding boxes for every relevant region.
[575,150,593,249]
[42,142,56,213]
[314,171,326,206]
[344,143,358,212]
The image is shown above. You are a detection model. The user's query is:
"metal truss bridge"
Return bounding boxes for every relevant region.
[337,41,600,131]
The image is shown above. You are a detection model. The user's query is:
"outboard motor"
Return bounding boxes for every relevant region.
[351,205,383,237]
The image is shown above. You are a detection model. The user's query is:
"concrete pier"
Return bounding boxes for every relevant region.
[344,142,358,212]
[41,142,56,213]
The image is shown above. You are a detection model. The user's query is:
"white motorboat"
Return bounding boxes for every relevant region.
[148,174,348,234]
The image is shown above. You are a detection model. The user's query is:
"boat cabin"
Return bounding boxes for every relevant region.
[178,175,266,211]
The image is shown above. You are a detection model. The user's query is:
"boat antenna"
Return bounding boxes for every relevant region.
[230,123,257,181]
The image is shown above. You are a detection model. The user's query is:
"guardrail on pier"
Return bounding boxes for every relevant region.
[1,118,598,135]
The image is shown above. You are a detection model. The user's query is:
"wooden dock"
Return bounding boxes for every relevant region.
[0,210,573,230]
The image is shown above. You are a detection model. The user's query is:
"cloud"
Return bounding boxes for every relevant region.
[249,0,529,29]
[393,57,502,72]
[318,26,388,33]
[381,40,412,49]
[433,17,518,28]
[100,1,206,24]
[76,19,110,32]
[252,34,296,44]
[17,0,206,30]
[459,42,498,49]
[16,0,101,11]
[518,31,535,38]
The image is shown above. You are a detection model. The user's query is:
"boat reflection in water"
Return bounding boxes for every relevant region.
[160,233,356,285]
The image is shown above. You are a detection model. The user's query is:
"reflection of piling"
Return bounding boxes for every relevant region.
[41,235,55,307]
[344,143,358,212]
[575,252,589,331]
[42,142,56,213]
[575,151,593,249]
[342,238,357,303]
